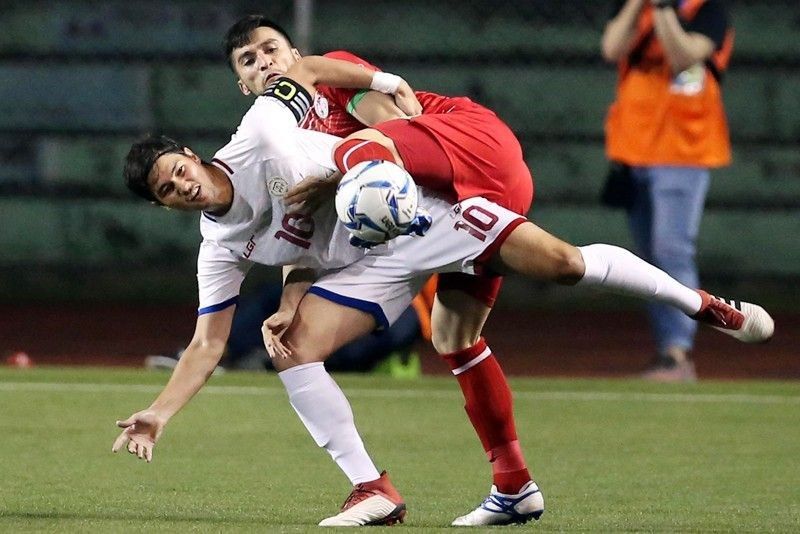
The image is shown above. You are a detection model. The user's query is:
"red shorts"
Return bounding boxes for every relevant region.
[375,101,534,215]
[375,101,534,308]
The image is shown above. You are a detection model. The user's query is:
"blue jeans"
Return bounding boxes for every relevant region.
[628,166,710,354]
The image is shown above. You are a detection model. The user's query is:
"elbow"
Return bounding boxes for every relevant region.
[600,39,623,64]
[186,338,227,361]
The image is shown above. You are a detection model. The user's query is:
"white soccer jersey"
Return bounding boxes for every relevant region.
[196,94,365,313]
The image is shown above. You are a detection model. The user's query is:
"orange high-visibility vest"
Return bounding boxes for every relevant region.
[605,0,734,167]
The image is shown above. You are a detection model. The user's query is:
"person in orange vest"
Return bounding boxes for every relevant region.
[602,0,733,382]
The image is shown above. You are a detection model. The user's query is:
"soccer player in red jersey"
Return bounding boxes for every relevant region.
[223,16,539,525]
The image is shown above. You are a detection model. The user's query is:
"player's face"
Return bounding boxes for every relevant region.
[148,149,230,213]
[231,27,302,97]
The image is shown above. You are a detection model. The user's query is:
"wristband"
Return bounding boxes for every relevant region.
[370,72,403,95]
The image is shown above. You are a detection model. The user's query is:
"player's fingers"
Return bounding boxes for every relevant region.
[145,446,153,463]
[127,440,137,454]
[116,417,135,428]
[111,431,128,453]
[272,338,292,359]
[284,183,313,203]
[264,338,276,359]
[284,188,309,204]
[137,444,145,460]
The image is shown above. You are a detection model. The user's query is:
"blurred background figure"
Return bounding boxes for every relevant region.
[146,276,436,377]
[601,0,733,382]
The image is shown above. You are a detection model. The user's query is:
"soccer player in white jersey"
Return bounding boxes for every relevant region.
[113,67,775,527]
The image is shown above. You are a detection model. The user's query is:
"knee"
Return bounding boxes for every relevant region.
[431,326,480,355]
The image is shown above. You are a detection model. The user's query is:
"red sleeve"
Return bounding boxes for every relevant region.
[319,50,382,112]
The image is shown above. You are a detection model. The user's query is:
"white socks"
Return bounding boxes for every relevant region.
[278,362,380,484]
[577,244,702,315]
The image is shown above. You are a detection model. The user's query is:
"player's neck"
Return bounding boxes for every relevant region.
[205,163,234,216]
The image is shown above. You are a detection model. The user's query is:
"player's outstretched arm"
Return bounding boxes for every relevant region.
[286,56,422,118]
[111,307,235,462]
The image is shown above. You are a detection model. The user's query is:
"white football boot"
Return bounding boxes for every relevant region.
[693,290,775,343]
[318,471,406,526]
[452,480,544,526]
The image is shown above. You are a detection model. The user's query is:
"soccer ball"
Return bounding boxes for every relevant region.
[335,160,419,244]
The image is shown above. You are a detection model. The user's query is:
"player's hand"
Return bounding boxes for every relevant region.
[111,409,167,463]
[262,309,294,359]
[394,81,422,118]
[284,172,342,214]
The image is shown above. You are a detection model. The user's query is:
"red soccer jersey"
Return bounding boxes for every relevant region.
[304,50,533,216]
[299,50,463,136]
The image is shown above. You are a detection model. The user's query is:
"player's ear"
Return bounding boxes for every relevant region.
[237,79,251,96]
[183,147,200,162]
[291,48,302,62]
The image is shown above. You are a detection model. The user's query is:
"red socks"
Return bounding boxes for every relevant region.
[333,139,395,173]
[442,338,531,494]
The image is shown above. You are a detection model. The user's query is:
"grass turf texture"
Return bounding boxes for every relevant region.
[1,367,799,532]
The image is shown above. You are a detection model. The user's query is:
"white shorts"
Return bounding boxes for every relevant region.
[309,196,526,327]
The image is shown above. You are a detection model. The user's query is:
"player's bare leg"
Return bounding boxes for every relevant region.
[493,222,774,342]
[433,289,545,526]
[276,294,406,526]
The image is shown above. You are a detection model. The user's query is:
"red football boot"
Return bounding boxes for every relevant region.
[318,471,406,526]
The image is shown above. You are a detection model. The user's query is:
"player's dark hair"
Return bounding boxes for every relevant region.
[123,135,184,203]
[224,15,294,72]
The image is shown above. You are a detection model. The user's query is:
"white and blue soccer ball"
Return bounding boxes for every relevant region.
[335,160,420,244]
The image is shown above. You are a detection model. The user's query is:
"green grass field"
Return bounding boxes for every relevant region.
[1,367,799,532]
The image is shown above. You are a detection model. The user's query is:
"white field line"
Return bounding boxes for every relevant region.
[0,381,798,405]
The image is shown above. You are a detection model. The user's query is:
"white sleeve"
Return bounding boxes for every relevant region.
[196,240,253,314]
[212,96,303,173]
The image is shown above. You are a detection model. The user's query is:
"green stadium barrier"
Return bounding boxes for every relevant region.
[2,2,798,60]
[381,65,616,137]
[311,2,605,57]
[0,65,151,130]
[724,70,800,142]
[389,65,798,142]
[34,137,226,192]
[0,1,288,55]
[154,65,252,130]
[0,198,198,266]
[732,4,800,59]
[322,2,800,61]
[524,142,608,204]
[524,142,800,206]
[0,136,37,184]
[1,198,796,278]
[533,206,800,277]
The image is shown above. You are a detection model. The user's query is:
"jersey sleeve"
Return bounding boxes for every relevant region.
[320,50,382,114]
[213,81,311,172]
[196,240,253,314]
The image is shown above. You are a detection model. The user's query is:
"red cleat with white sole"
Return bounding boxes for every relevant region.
[318,471,406,527]
[693,290,774,343]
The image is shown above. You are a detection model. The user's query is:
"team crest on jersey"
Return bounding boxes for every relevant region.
[267,176,290,197]
[313,93,329,119]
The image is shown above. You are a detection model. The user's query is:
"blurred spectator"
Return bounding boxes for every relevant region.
[146,276,436,377]
[601,0,733,381]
